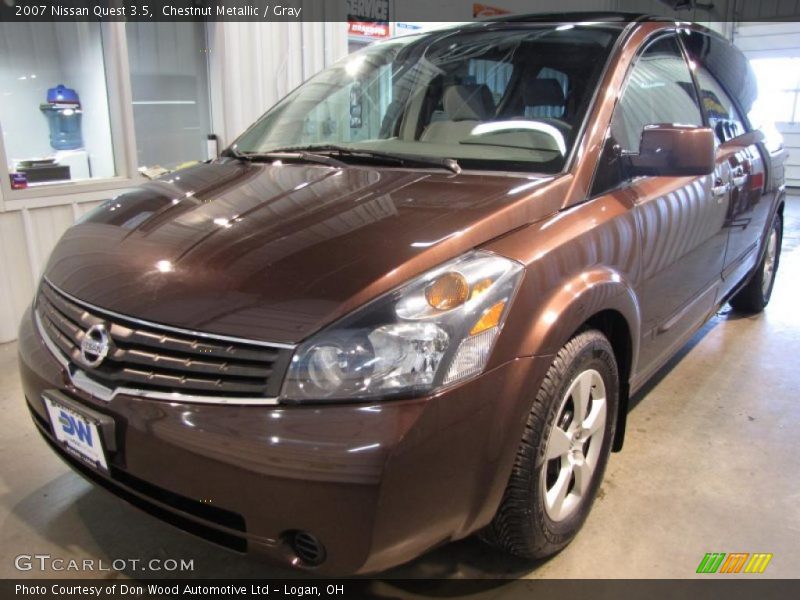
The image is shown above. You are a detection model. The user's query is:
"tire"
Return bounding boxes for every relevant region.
[729,213,782,314]
[482,329,618,559]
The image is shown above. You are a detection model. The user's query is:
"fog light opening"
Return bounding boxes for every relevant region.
[286,530,327,566]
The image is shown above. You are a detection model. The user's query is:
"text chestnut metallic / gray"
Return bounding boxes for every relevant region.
[18,13,786,574]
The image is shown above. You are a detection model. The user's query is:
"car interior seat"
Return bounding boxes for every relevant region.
[420,83,496,144]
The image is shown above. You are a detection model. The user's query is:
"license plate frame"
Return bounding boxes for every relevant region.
[43,393,110,474]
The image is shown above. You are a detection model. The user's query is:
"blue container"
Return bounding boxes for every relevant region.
[41,85,84,151]
[47,84,80,105]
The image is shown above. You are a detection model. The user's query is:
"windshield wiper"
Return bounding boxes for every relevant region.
[266,144,462,175]
[221,147,347,169]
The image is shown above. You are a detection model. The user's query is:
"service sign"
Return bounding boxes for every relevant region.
[347,0,390,39]
[346,0,390,21]
[348,21,390,39]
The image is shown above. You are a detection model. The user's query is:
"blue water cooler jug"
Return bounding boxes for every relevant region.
[40,85,84,151]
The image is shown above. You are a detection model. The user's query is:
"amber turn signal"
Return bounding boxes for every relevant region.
[470,300,506,335]
[425,272,469,310]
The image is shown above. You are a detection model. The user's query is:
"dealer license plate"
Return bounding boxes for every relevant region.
[43,396,109,473]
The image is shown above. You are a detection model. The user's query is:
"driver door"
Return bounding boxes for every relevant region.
[592,34,731,381]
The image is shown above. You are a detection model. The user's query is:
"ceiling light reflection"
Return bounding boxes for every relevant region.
[470,120,566,155]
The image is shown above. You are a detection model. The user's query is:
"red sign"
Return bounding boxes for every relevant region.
[348,21,390,39]
[473,3,511,18]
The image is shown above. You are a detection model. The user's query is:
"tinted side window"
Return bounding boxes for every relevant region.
[592,35,703,195]
[681,30,757,127]
[611,36,703,152]
[693,66,745,142]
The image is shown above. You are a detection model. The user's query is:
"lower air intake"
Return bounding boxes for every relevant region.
[289,530,326,566]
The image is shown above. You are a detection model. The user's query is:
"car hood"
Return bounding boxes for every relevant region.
[44,160,566,344]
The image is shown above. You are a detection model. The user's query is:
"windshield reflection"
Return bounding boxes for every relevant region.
[233,23,623,173]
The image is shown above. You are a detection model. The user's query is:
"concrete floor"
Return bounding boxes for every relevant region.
[1,197,798,583]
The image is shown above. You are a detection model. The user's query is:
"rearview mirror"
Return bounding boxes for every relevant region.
[625,124,715,177]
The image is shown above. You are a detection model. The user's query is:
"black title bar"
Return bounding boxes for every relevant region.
[4,579,800,599]
[2,1,340,22]
[2,0,800,23]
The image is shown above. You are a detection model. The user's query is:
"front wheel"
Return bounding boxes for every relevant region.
[482,329,618,559]
[729,213,782,314]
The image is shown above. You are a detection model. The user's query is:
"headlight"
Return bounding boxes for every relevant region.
[281,251,524,401]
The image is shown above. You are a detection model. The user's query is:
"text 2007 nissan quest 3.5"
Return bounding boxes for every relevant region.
[18,14,785,574]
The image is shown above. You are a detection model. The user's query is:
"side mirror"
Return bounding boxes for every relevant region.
[625,124,715,177]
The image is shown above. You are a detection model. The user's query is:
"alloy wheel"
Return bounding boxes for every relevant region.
[541,368,607,522]
[762,227,778,297]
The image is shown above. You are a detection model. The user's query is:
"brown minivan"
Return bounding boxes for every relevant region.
[18,14,786,574]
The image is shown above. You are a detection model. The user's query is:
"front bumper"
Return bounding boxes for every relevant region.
[18,305,549,574]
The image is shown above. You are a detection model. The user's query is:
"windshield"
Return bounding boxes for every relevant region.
[232,24,623,173]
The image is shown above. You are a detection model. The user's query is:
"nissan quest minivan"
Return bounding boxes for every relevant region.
[18,14,786,574]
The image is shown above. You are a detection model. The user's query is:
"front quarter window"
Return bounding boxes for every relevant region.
[232,24,622,173]
[610,35,703,154]
[592,34,704,195]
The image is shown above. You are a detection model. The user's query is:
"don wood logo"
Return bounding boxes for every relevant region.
[696,552,773,574]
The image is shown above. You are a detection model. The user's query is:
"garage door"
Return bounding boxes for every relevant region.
[735,23,800,187]
[776,123,800,187]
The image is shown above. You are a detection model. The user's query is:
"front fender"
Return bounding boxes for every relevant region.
[486,191,642,370]
[499,267,641,370]
[483,193,642,451]
[497,266,641,453]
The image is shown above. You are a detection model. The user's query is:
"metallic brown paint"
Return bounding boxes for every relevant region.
[17,18,786,574]
[19,309,551,574]
[44,162,560,344]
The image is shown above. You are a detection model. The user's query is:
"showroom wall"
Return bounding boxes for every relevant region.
[207,21,347,146]
[0,21,347,343]
[0,22,116,179]
[126,22,214,171]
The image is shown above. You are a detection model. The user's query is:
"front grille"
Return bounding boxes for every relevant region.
[36,280,293,400]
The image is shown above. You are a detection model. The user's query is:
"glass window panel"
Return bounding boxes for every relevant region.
[592,35,703,196]
[693,65,746,142]
[467,58,513,104]
[126,22,212,173]
[0,22,115,189]
[611,36,703,153]
[235,25,622,174]
[525,67,568,119]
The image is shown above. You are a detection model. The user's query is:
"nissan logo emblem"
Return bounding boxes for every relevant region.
[79,324,110,368]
